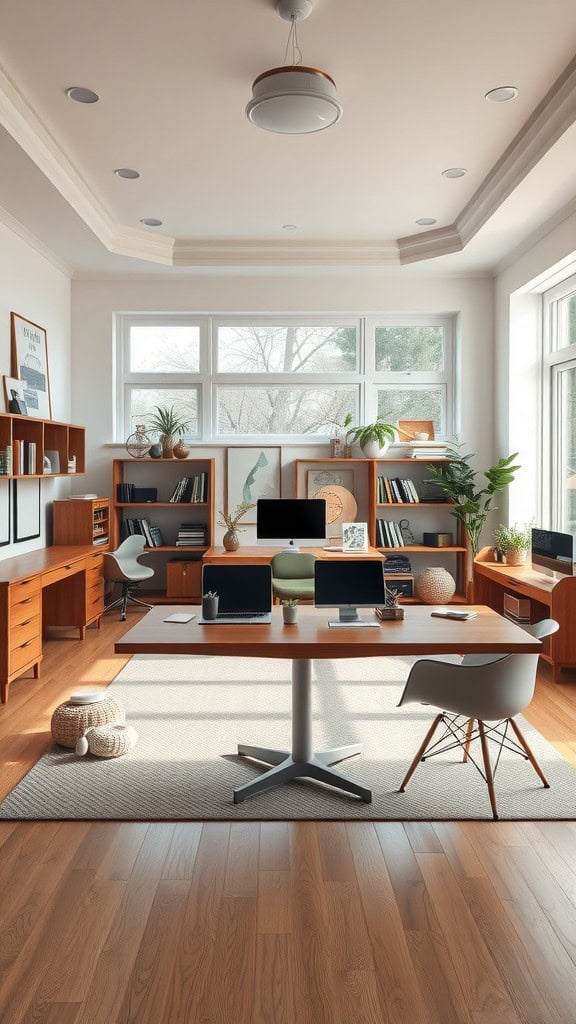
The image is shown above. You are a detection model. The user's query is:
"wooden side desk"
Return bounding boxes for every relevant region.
[0,545,106,703]
[473,547,576,682]
[117,604,540,805]
[203,545,385,564]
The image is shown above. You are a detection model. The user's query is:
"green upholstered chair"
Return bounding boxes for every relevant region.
[271,552,316,603]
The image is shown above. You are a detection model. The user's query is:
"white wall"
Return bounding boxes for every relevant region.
[71,270,494,544]
[0,222,71,559]
[495,204,576,524]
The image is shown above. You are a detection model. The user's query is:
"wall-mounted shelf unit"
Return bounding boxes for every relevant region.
[111,458,215,603]
[0,412,85,478]
[295,455,468,602]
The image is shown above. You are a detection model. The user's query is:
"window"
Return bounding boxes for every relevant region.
[117,313,455,442]
[543,276,576,531]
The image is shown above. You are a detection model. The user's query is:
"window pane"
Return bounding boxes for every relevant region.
[375,326,444,372]
[128,388,198,436]
[129,325,200,372]
[558,365,576,534]
[217,386,357,435]
[217,325,357,373]
[377,387,444,436]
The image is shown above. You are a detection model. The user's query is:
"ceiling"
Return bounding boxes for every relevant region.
[0,0,576,275]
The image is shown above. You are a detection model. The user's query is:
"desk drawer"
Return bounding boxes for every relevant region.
[86,552,104,572]
[86,581,104,617]
[11,593,41,626]
[86,563,104,588]
[9,577,40,606]
[10,633,42,676]
[42,560,83,589]
[10,614,41,652]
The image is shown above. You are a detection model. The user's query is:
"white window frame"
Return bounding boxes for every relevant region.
[542,274,576,529]
[115,312,457,444]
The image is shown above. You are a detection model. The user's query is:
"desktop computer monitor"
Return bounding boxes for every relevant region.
[531,527,575,579]
[315,558,385,627]
[256,498,326,551]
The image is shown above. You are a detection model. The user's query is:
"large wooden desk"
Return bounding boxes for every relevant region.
[473,548,576,682]
[0,545,106,703]
[203,545,384,563]
[117,604,540,804]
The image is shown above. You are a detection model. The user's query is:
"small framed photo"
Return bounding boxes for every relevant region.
[3,376,27,415]
[342,521,369,552]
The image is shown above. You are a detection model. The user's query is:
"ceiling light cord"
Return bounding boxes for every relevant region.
[283,16,303,66]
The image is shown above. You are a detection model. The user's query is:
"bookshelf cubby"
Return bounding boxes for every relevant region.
[0,412,85,478]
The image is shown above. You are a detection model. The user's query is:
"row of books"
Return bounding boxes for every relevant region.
[383,554,413,575]
[377,476,419,503]
[175,522,207,547]
[169,473,209,503]
[120,518,164,547]
[0,442,36,475]
[376,519,408,548]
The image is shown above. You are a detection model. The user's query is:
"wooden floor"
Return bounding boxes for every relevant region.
[1,613,576,1023]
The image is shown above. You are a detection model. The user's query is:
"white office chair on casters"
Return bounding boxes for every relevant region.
[397,618,559,819]
[104,536,154,621]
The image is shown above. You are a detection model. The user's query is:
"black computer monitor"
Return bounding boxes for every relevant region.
[531,527,575,579]
[256,498,326,551]
[315,558,385,627]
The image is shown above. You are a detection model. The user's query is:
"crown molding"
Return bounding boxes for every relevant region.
[397,224,463,265]
[172,239,399,266]
[109,225,176,265]
[0,201,72,276]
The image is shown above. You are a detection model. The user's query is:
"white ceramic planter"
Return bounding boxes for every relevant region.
[361,439,390,459]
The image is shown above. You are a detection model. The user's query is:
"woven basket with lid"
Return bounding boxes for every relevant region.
[51,696,125,748]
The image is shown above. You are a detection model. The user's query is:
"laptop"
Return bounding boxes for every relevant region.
[200,564,273,624]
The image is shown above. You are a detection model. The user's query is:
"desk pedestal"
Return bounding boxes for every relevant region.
[234,658,372,803]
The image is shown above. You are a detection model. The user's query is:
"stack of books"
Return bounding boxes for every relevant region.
[175,522,207,547]
[120,517,164,547]
[376,519,407,547]
[377,476,419,502]
[406,441,451,459]
[169,473,208,503]
[0,445,13,475]
[117,482,136,502]
[383,553,413,575]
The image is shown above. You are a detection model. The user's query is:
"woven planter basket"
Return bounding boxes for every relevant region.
[51,697,125,748]
[415,567,456,604]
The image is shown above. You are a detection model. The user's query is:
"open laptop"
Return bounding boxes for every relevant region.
[200,564,273,624]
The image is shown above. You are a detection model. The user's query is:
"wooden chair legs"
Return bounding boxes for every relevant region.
[463,718,474,762]
[478,721,498,820]
[509,718,550,788]
[398,713,444,792]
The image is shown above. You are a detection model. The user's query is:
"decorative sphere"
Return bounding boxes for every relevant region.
[149,443,163,459]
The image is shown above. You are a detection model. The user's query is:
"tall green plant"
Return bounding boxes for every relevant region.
[425,447,520,555]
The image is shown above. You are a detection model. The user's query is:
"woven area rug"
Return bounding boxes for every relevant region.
[1,654,575,820]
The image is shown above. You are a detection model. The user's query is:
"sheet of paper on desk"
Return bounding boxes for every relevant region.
[164,613,196,623]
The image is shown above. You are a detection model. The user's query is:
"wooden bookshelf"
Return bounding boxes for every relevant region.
[0,412,85,478]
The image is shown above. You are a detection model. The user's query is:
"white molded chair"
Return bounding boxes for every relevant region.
[397,618,559,819]
[104,536,154,620]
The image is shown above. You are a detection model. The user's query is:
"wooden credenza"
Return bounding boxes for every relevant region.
[473,547,576,682]
[0,545,106,703]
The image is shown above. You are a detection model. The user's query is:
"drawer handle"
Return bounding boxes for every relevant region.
[19,619,32,627]
[19,579,33,586]
[65,565,73,570]
[20,639,33,649]
[20,597,33,605]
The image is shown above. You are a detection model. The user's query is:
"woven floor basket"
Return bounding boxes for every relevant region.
[51,697,125,748]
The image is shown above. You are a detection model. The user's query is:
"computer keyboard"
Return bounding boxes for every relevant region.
[216,610,262,619]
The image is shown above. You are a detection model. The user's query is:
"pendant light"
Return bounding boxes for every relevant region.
[246,0,343,135]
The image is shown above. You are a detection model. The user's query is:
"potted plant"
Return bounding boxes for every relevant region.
[217,502,256,551]
[202,590,219,620]
[493,522,531,566]
[375,586,404,620]
[147,405,192,458]
[281,598,299,624]
[346,416,398,458]
[424,446,520,573]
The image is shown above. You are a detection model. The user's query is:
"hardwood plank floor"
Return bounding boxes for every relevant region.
[0,613,575,1022]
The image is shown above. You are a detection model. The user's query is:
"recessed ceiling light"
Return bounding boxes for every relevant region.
[442,167,467,179]
[140,218,163,227]
[114,168,140,179]
[282,224,297,231]
[66,86,99,104]
[485,86,518,103]
[415,218,437,226]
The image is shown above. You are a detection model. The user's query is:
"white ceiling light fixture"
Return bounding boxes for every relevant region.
[246,0,342,135]
[140,218,163,227]
[114,168,140,179]
[66,86,99,104]
[485,86,519,103]
[415,218,437,226]
[442,167,467,178]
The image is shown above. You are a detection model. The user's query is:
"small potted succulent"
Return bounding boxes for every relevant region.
[346,416,398,458]
[217,502,256,551]
[493,522,531,566]
[202,589,219,620]
[281,598,299,624]
[375,586,404,621]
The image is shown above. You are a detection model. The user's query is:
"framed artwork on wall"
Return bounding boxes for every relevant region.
[13,478,41,542]
[0,480,10,547]
[226,446,281,524]
[10,312,52,419]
